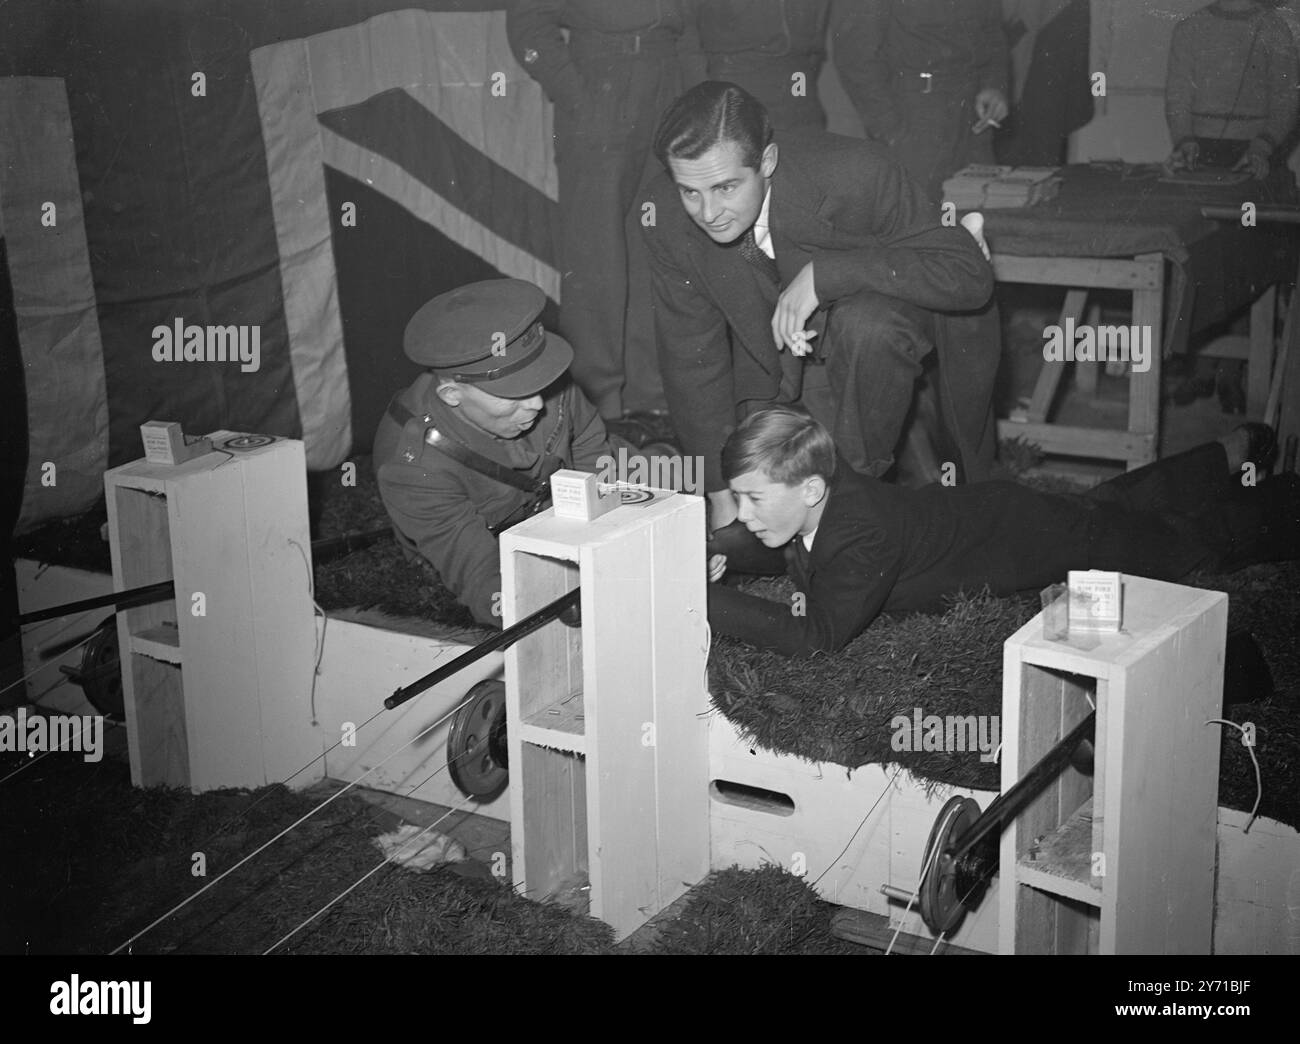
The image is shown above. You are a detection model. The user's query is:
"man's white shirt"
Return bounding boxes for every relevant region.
[754,185,775,259]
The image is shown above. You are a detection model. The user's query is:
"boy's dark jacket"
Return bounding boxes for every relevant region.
[708,462,1089,656]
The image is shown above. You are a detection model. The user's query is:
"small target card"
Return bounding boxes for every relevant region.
[1067,570,1123,632]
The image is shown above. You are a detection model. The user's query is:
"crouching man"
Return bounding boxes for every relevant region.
[374,279,609,627]
[707,405,1299,656]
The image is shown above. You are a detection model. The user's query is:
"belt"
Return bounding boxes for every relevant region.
[711,49,822,66]
[569,27,679,59]
[897,69,978,94]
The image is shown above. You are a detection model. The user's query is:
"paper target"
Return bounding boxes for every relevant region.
[221,434,277,451]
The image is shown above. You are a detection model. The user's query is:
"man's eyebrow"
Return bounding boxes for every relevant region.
[677,177,739,192]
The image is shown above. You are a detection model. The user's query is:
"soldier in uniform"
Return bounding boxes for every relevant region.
[831,0,1010,204]
[685,0,831,131]
[373,279,609,627]
[507,0,703,426]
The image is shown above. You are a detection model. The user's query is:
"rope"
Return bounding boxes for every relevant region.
[0,630,97,701]
[109,678,485,954]
[1205,718,1263,832]
[748,764,904,955]
[0,709,101,786]
[884,797,964,956]
[261,792,478,955]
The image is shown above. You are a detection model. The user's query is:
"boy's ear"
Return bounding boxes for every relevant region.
[801,475,826,506]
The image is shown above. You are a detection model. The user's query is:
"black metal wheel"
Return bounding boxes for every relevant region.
[61,617,124,722]
[918,796,982,935]
[447,679,509,801]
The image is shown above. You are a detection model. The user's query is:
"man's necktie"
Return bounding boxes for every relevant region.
[737,227,780,284]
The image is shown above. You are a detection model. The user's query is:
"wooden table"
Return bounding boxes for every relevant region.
[982,164,1296,469]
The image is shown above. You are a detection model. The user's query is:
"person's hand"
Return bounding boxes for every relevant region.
[708,553,728,583]
[960,212,991,261]
[707,488,738,532]
[1165,139,1199,173]
[771,261,819,355]
[972,88,1008,133]
[1232,139,1271,180]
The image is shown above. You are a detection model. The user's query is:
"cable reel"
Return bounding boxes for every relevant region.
[59,616,125,722]
[446,679,509,801]
[901,712,1097,936]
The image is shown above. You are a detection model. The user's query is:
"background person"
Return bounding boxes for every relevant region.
[830,0,1011,203]
[1163,0,1299,184]
[685,0,831,130]
[508,0,702,425]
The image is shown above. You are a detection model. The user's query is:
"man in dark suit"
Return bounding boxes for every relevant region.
[642,81,999,531]
[706,406,1299,657]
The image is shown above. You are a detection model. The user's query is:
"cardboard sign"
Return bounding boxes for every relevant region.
[1068,570,1123,632]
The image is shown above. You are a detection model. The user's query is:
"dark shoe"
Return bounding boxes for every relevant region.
[1237,422,1278,473]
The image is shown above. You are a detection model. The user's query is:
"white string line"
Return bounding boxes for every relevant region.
[0,712,102,786]
[109,679,488,954]
[1205,718,1263,832]
[190,642,455,850]
[748,763,904,955]
[174,713,497,954]
[0,630,97,700]
[884,798,963,956]
[286,538,328,726]
[261,793,477,955]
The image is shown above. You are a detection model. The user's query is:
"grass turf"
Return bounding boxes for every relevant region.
[0,751,850,955]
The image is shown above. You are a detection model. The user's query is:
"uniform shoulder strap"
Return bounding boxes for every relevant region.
[423,428,548,495]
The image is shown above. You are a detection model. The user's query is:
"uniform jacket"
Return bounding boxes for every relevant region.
[373,374,608,626]
[687,0,829,58]
[831,0,1010,144]
[643,131,997,493]
[507,0,704,114]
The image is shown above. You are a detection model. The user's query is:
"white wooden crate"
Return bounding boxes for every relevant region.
[708,711,1000,952]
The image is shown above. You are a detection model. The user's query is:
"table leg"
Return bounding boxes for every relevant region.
[1027,288,1090,424]
[1077,301,1101,395]
[1127,253,1163,470]
[1246,286,1277,421]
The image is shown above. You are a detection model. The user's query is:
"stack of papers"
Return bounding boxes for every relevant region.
[943,165,1062,209]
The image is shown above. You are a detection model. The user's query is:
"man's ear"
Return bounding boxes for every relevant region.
[435,380,461,408]
[760,142,779,179]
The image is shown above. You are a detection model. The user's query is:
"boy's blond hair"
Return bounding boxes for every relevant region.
[721,404,836,486]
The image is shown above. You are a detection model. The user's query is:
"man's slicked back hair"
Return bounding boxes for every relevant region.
[653,81,774,171]
[722,404,836,486]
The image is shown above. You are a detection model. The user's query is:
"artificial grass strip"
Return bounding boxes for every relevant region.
[708,584,1031,793]
[0,754,615,955]
[651,865,860,955]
